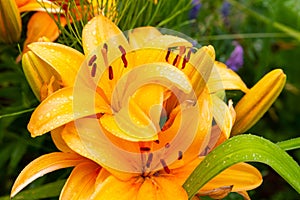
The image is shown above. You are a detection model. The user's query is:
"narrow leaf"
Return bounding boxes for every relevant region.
[183,134,300,199]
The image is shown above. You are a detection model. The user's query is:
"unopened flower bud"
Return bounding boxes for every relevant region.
[231,69,286,135]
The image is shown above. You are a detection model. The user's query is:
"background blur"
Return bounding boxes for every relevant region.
[0,0,299,199]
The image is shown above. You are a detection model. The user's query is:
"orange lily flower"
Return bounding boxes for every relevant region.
[12,15,262,199]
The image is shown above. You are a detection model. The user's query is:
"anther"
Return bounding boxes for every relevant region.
[118,45,128,68]
[160,159,170,174]
[108,66,113,80]
[91,63,97,77]
[140,147,151,152]
[178,151,183,160]
[165,48,171,62]
[88,55,97,66]
[146,153,153,168]
[172,54,179,66]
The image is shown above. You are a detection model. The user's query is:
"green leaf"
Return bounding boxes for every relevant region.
[0,179,66,200]
[183,134,300,199]
[277,137,300,151]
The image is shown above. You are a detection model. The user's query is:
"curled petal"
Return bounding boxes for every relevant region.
[28,87,111,137]
[11,152,87,198]
[60,162,101,200]
[232,69,286,135]
[188,46,215,97]
[28,42,85,87]
[51,127,74,152]
[208,61,249,93]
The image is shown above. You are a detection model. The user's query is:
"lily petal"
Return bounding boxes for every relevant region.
[208,61,249,93]
[23,12,67,53]
[62,121,139,180]
[188,46,215,97]
[28,42,85,87]
[11,152,87,198]
[60,161,100,200]
[18,0,62,13]
[200,162,262,192]
[137,177,188,200]
[51,127,74,153]
[82,14,129,55]
[92,176,141,199]
[232,69,286,135]
[168,157,262,192]
[142,35,193,49]
[128,26,162,49]
[28,87,111,137]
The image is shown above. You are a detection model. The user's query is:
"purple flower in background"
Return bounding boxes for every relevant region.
[221,1,231,26]
[225,41,244,71]
[221,1,231,18]
[189,0,202,20]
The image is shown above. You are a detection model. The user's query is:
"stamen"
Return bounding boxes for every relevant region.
[165,48,171,62]
[160,159,170,174]
[108,66,113,80]
[88,55,97,66]
[146,153,153,168]
[91,63,97,77]
[154,140,160,144]
[118,45,128,68]
[178,151,183,160]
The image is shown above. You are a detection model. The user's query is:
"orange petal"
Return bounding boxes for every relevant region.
[128,26,162,49]
[200,162,262,192]
[157,87,213,165]
[91,175,141,199]
[82,15,129,55]
[60,161,101,199]
[11,152,87,198]
[28,42,84,87]
[28,87,111,137]
[208,61,249,93]
[61,121,138,180]
[142,177,188,200]
[23,13,67,53]
[187,46,215,97]
[18,0,62,13]
[51,126,74,152]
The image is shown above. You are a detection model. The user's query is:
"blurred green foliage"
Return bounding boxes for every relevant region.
[0,0,299,199]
